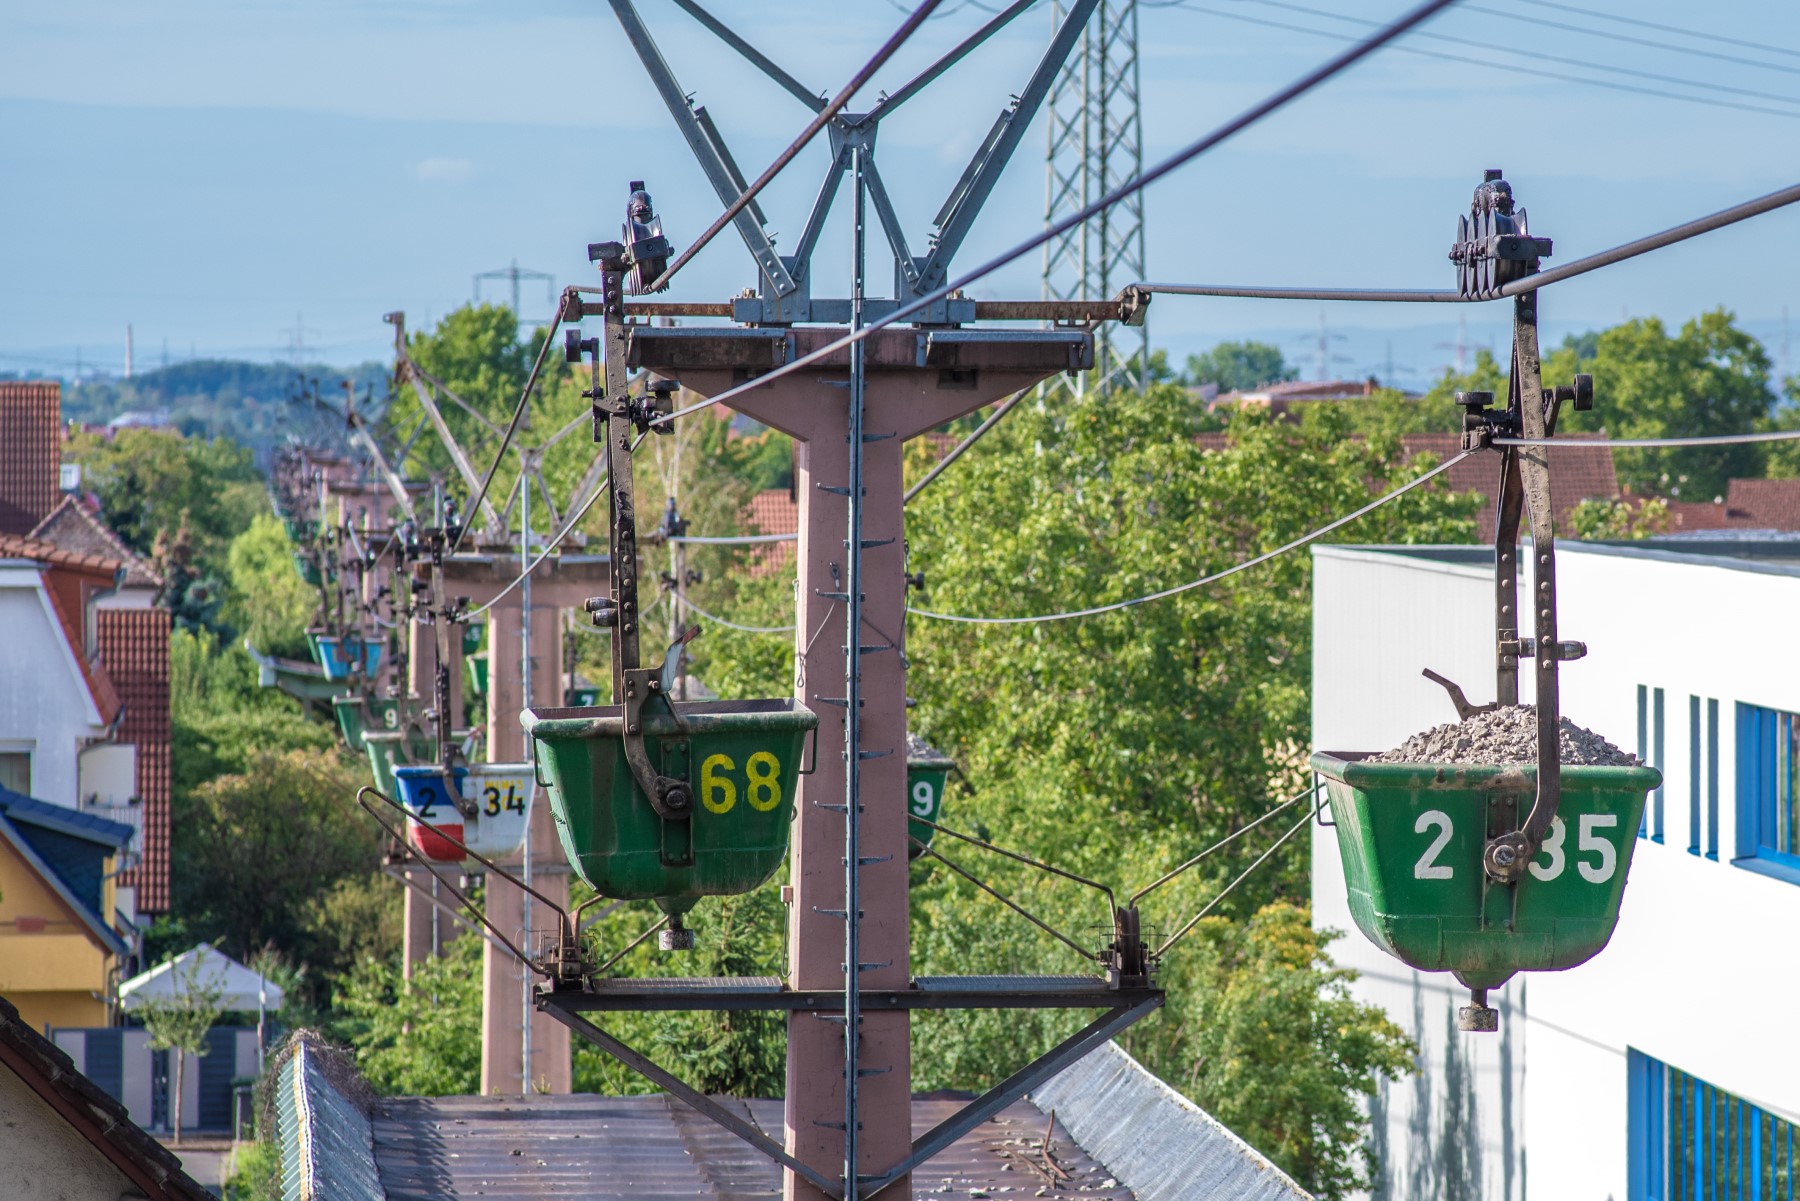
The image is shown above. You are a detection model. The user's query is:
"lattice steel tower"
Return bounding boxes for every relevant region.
[1043,0,1147,394]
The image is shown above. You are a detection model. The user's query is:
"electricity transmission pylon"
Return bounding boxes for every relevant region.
[1043,0,1147,395]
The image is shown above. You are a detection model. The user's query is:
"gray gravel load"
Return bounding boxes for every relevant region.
[1367,704,1638,766]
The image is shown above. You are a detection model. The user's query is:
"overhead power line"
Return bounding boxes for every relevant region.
[1506,0,1800,61]
[907,450,1471,625]
[648,0,1466,433]
[1458,3,1800,78]
[1167,2,1800,122]
[1245,0,1800,111]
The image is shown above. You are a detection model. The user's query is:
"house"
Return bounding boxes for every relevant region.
[1666,476,1800,534]
[1310,537,1800,1200]
[0,787,133,1030]
[0,381,173,926]
[0,993,210,1201]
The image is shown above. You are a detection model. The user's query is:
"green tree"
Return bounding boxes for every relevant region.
[1548,310,1775,499]
[1420,347,1509,412]
[331,934,483,1096]
[138,948,225,1144]
[1764,375,1800,479]
[172,746,393,1004]
[66,427,263,569]
[224,513,315,657]
[1183,340,1296,392]
[1568,496,1672,541]
[1172,905,1415,1199]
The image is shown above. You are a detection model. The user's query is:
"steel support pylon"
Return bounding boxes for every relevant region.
[1043,0,1147,396]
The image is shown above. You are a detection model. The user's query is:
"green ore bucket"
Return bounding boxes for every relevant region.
[523,699,818,919]
[364,728,437,799]
[333,696,404,753]
[906,745,956,860]
[1312,751,1660,989]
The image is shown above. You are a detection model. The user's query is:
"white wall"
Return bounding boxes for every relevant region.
[1311,544,1800,1201]
[0,567,106,808]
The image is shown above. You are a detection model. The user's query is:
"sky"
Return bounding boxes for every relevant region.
[4,0,1800,392]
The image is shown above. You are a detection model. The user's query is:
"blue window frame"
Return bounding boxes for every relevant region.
[1639,687,1666,841]
[1631,1050,1798,1201]
[1736,703,1800,883]
[1691,696,1703,856]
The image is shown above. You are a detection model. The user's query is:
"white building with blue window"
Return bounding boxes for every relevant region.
[1311,537,1800,1201]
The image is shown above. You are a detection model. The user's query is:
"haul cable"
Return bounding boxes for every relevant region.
[1136,180,1800,304]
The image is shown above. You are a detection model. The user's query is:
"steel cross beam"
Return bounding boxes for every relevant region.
[613,0,1099,323]
[609,0,798,296]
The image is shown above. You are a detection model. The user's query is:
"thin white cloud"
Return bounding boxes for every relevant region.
[414,157,473,183]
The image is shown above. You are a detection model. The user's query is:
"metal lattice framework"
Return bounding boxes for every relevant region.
[1044,0,1148,395]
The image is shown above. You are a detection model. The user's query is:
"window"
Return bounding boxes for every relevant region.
[1639,686,1666,841]
[1630,1050,1798,1201]
[1737,704,1800,881]
[0,752,27,795]
[1688,698,1719,859]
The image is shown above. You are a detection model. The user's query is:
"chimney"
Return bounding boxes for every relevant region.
[0,382,61,534]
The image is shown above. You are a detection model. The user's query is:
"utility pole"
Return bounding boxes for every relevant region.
[1043,0,1147,395]
[474,260,556,323]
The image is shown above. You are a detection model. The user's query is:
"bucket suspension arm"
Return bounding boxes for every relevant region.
[1441,171,1597,885]
[582,245,693,821]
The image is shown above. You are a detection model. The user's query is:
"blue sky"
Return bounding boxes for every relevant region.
[4,0,1800,391]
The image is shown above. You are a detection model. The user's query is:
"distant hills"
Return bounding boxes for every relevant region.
[58,359,392,461]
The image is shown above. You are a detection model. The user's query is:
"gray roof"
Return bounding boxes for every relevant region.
[368,1095,1131,1200]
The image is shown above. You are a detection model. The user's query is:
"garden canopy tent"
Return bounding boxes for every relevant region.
[118,944,284,1013]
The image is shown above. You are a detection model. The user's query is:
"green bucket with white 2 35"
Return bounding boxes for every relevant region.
[1311,751,1660,990]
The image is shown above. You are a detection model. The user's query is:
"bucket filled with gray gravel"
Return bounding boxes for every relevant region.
[1365,704,1637,767]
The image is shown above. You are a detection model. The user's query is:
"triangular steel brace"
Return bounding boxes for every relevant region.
[857,538,895,549]
[858,1065,893,1077]
[859,748,892,760]
[855,855,893,866]
[815,802,852,813]
[817,484,853,496]
[858,643,893,655]
[846,961,893,972]
[812,907,863,919]
[861,431,896,443]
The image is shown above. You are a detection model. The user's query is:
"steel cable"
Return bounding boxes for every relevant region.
[644,0,1465,432]
[1155,796,1326,957]
[1139,180,1800,304]
[1495,430,1800,449]
[907,450,1470,625]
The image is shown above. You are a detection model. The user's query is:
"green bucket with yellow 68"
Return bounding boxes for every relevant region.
[523,698,818,921]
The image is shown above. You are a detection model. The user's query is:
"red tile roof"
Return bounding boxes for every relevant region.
[1402,433,1620,541]
[30,497,163,589]
[0,532,123,577]
[1664,478,1800,533]
[0,382,60,535]
[744,488,798,578]
[97,609,171,914]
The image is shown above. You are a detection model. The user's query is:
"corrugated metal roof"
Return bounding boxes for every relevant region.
[274,1036,385,1201]
[367,1094,1133,1200]
[1031,1041,1310,1201]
